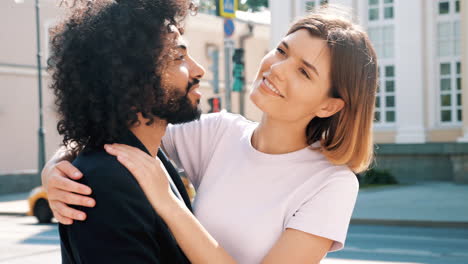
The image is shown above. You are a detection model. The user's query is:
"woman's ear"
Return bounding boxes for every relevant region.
[315,98,345,118]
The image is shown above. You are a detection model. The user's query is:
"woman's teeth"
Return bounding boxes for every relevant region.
[264,79,282,96]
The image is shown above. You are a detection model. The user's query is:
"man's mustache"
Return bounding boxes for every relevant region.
[186,78,200,92]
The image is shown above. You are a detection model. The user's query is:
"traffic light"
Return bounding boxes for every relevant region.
[232,48,244,64]
[232,48,244,92]
[208,97,222,113]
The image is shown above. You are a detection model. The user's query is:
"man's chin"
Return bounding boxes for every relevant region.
[167,105,201,125]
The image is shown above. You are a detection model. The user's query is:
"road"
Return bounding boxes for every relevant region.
[0,215,60,264]
[326,225,468,264]
[1,215,467,264]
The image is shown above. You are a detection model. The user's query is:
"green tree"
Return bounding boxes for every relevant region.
[239,0,269,11]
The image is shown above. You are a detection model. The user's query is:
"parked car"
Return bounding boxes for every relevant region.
[27,186,53,223]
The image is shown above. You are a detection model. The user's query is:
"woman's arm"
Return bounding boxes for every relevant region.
[105,143,332,264]
[157,194,331,264]
[41,146,95,224]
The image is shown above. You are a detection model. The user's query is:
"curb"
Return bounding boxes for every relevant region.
[0,212,26,216]
[351,218,468,228]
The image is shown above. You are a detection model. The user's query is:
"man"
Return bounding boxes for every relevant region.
[46,0,205,262]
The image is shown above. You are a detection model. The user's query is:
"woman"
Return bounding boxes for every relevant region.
[43,8,378,263]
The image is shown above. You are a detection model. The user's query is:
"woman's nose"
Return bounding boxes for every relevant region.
[269,60,288,82]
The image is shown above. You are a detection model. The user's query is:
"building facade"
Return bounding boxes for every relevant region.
[1,0,467,190]
[269,0,468,183]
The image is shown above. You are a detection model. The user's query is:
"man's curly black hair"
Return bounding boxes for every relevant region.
[49,0,195,154]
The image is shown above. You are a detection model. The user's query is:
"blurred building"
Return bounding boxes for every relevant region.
[270,0,468,183]
[1,0,467,191]
[0,0,269,193]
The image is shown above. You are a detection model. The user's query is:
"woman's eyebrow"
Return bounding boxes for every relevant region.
[281,40,320,77]
[302,58,320,77]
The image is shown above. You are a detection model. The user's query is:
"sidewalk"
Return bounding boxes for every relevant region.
[1,182,468,227]
[0,192,29,216]
[351,182,468,227]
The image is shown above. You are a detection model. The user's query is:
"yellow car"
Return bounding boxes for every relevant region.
[27,186,53,223]
[181,175,196,201]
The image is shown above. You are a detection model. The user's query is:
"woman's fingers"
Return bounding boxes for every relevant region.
[48,188,95,208]
[48,173,92,196]
[105,144,149,161]
[56,160,84,180]
[50,200,87,221]
[116,155,142,180]
[52,207,74,225]
[105,144,156,175]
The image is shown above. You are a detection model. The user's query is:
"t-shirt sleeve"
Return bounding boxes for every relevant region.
[63,165,162,263]
[162,111,229,188]
[285,173,359,252]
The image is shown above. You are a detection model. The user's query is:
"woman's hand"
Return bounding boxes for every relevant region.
[104,144,179,214]
[41,159,95,224]
[106,144,237,264]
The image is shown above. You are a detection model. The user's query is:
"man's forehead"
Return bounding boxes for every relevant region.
[167,25,188,50]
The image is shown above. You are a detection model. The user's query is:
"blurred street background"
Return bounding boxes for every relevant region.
[1,0,468,263]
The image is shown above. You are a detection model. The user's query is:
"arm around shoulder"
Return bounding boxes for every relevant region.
[60,163,162,263]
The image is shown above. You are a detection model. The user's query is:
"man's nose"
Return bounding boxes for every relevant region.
[190,57,206,79]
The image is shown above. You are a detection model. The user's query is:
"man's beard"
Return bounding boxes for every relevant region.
[151,79,202,124]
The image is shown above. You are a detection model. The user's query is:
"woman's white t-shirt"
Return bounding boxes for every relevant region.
[162,111,359,264]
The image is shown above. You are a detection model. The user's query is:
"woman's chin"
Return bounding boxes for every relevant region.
[249,88,267,113]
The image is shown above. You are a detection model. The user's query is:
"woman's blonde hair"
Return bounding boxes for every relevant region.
[288,7,378,173]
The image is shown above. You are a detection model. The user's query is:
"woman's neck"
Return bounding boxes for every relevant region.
[251,114,310,155]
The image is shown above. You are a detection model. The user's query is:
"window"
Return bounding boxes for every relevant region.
[304,0,328,12]
[438,21,461,57]
[438,0,460,15]
[368,0,395,126]
[368,26,394,59]
[454,21,461,55]
[368,0,394,21]
[439,62,462,123]
[439,1,450,14]
[368,0,379,21]
[375,65,396,124]
[305,1,316,11]
[383,0,394,19]
[436,0,461,125]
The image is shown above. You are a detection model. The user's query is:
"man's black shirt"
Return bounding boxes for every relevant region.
[59,130,191,264]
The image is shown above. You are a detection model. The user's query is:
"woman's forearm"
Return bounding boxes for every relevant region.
[156,196,237,264]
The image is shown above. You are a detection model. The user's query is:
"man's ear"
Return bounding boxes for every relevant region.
[315,98,345,118]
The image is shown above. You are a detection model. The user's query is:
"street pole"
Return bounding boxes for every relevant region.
[35,0,46,171]
[224,38,234,112]
[238,23,253,116]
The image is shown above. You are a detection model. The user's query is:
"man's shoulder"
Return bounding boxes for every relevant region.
[72,149,136,190]
[70,148,155,220]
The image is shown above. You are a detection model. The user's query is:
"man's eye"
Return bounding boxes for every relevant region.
[175,55,186,61]
[299,68,310,79]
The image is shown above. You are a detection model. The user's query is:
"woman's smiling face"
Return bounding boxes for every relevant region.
[250,29,339,123]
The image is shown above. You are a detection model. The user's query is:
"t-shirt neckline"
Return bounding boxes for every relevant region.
[242,125,320,162]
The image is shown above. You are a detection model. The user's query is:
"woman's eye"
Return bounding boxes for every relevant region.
[276,47,286,55]
[300,68,310,79]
